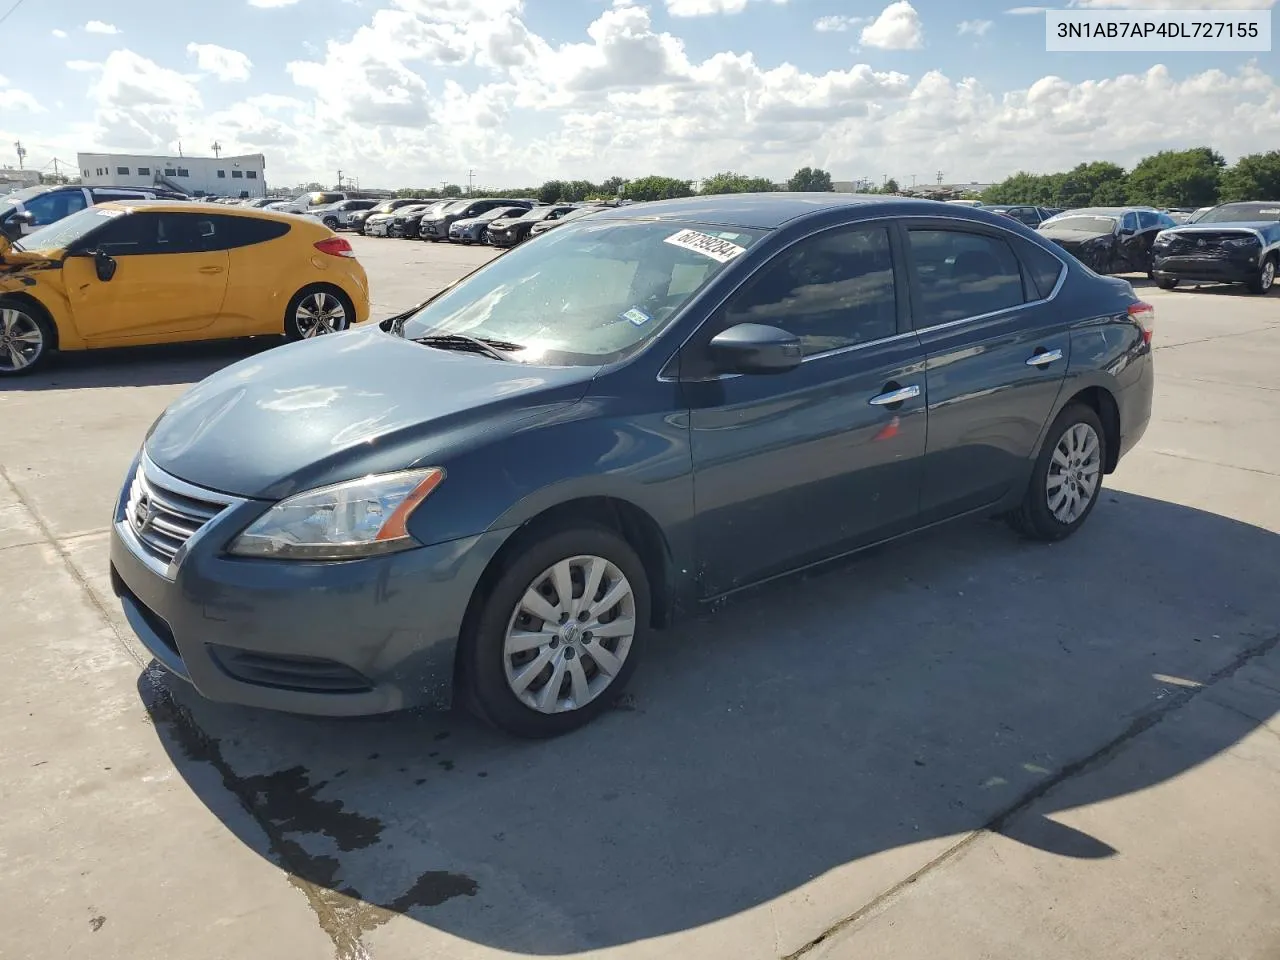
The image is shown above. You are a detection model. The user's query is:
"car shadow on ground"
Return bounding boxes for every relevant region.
[138,490,1280,956]
[4,337,278,391]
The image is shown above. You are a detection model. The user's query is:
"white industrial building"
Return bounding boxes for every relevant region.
[75,152,267,198]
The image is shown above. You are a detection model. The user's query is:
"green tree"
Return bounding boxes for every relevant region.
[787,166,834,192]
[1219,151,1280,202]
[441,183,463,197]
[598,176,626,197]
[1126,147,1224,208]
[538,179,565,203]
[1051,161,1127,207]
[623,175,695,201]
[562,179,597,202]
[880,178,900,194]
[700,171,774,194]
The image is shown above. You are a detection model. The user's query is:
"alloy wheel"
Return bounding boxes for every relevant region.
[0,307,44,372]
[1262,259,1276,292]
[294,292,349,338]
[1045,421,1101,524]
[502,554,636,714]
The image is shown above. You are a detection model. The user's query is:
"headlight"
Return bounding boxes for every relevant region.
[1223,236,1260,248]
[228,468,445,560]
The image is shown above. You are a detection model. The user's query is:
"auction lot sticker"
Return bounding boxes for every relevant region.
[664,229,747,263]
[1046,9,1271,51]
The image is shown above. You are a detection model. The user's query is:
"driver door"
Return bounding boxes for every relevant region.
[682,222,926,597]
[63,211,230,344]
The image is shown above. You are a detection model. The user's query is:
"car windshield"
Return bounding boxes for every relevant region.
[400,219,767,366]
[3,186,49,205]
[12,205,126,252]
[1043,216,1117,233]
[1195,203,1280,224]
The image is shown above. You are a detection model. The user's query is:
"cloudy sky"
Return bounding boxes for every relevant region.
[1,0,1277,191]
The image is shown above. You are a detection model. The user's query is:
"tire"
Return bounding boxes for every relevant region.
[1245,254,1276,295]
[0,297,56,377]
[462,525,650,738]
[1155,276,1179,290]
[283,285,354,341]
[1006,402,1107,543]
[322,217,339,230]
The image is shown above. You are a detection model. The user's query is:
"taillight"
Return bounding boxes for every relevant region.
[1129,300,1155,345]
[314,236,355,258]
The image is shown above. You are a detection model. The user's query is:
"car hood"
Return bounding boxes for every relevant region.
[1039,227,1113,243]
[143,326,597,500]
[0,238,63,274]
[1162,220,1280,236]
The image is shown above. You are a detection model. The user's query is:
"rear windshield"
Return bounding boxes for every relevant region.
[1195,203,1280,224]
[1042,216,1117,233]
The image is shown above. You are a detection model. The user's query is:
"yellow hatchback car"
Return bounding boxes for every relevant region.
[0,200,370,376]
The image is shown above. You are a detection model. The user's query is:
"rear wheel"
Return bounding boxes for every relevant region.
[0,298,55,377]
[1246,254,1276,295]
[322,216,340,230]
[1007,402,1107,542]
[1155,276,1179,290]
[284,286,353,341]
[462,526,650,738]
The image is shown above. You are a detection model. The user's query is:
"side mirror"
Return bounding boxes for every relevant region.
[13,210,34,225]
[94,249,117,282]
[708,323,802,375]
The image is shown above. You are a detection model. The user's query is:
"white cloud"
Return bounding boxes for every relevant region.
[859,1,923,50]
[248,0,303,6]
[66,60,101,72]
[51,28,67,39]
[84,20,120,34]
[0,76,41,113]
[814,15,863,32]
[186,43,253,82]
[666,0,785,15]
[38,0,1280,195]
[1004,6,1050,13]
[958,19,993,36]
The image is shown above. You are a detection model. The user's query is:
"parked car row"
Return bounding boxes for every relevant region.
[358,196,617,246]
[1026,200,1280,294]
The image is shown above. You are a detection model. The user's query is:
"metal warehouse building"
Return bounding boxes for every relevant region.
[75,152,267,198]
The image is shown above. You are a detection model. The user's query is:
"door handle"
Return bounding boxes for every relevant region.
[1025,348,1063,367]
[198,265,224,275]
[868,384,921,406]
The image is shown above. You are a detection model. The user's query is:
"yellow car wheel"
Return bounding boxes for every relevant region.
[0,297,55,377]
[284,286,355,341]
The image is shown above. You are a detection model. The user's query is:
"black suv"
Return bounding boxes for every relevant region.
[419,197,533,240]
[0,184,189,240]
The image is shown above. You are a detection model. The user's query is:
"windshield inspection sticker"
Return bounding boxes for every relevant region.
[621,307,652,326]
[663,228,747,263]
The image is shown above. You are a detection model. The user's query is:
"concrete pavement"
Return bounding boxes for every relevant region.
[1,237,1277,960]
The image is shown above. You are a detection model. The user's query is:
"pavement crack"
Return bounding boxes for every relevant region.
[1146,449,1280,479]
[781,630,1280,960]
[0,465,144,669]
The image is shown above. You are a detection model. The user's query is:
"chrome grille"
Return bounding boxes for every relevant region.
[123,457,237,571]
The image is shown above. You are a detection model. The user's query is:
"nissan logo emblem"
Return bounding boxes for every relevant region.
[133,494,152,532]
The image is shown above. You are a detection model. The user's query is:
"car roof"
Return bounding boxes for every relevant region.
[99,199,310,226]
[584,192,952,230]
[1053,207,1155,216]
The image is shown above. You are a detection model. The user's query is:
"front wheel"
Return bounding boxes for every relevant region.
[1007,402,1107,542]
[0,298,55,377]
[1246,254,1276,295]
[463,526,650,738]
[1155,275,1179,290]
[284,286,353,341]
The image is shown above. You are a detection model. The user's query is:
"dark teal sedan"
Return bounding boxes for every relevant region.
[110,194,1155,737]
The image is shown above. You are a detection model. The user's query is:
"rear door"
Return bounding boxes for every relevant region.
[685,221,927,596]
[901,219,1070,524]
[64,211,230,342]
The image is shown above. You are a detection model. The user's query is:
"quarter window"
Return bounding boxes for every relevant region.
[908,229,1026,326]
[721,224,898,357]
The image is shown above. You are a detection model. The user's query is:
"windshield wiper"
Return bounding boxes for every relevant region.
[413,333,522,361]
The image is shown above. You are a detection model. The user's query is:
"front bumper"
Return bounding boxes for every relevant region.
[1153,253,1260,284]
[420,221,446,239]
[109,456,512,716]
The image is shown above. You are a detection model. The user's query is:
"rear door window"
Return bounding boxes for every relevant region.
[907,228,1026,326]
